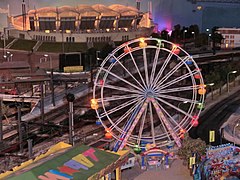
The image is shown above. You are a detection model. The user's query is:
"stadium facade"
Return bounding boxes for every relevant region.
[6,4,154,43]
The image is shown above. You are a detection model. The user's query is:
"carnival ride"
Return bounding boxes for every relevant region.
[92,37,206,152]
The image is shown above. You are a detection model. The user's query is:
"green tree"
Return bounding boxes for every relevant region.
[150,32,161,39]
[195,33,208,47]
[171,24,181,43]
[211,26,224,54]
[177,133,207,164]
[160,29,169,40]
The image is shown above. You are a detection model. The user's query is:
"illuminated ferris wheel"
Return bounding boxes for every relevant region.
[92,37,206,151]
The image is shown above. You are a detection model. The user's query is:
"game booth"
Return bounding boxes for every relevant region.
[140,144,173,170]
[0,142,129,180]
[200,144,240,180]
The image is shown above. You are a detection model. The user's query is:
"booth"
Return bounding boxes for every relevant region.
[0,142,129,180]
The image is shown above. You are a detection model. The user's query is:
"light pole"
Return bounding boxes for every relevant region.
[183,30,187,47]
[233,121,239,146]
[208,33,211,47]
[67,93,75,146]
[227,70,237,93]
[44,54,55,106]
[192,31,195,40]
[207,83,215,100]
[3,51,13,62]
[206,28,210,46]
[44,54,53,69]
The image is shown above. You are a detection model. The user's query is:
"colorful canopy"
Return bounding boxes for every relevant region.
[3,143,122,180]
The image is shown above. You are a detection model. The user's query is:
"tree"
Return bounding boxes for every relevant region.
[160,29,169,40]
[99,43,114,59]
[150,32,161,39]
[195,33,208,47]
[211,26,224,54]
[177,133,207,164]
[171,24,181,43]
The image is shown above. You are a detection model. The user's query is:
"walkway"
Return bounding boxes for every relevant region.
[122,158,192,180]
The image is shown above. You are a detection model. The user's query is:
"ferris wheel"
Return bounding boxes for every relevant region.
[92,37,206,151]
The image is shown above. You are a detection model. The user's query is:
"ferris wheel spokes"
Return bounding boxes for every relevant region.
[149,47,161,87]
[156,94,196,105]
[153,56,191,89]
[100,94,141,102]
[154,71,198,92]
[155,68,199,90]
[143,47,150,87]
[117,99,150,150]
[155,96,194,120]
[99,96,143,120]
[128,48,147,89]
[157,102,183,129]
[111,54,146,90]
[148,103,156,144]
[100,83,142,94]
[152,49,175,86]
[137,105,148,145]
[151,98,182,147]
[100,67,144,92]
[109,97,145,131]
[157,86,197,94]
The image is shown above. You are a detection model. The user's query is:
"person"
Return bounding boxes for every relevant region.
[157,159,161,169]
[162,156,166,170]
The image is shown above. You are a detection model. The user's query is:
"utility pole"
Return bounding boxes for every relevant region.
[40,81,44,127]
[66,93,75,146]
[17,106,23,153]
[0,98,3,142]
[27,139,33,159]
[50,68,55,106]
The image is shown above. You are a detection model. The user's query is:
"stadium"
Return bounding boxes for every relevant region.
[7,4,154,43]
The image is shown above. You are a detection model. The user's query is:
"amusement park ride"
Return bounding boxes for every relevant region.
[91,37,206,168]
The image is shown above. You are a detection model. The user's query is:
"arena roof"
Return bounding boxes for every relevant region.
[27,4,139,17]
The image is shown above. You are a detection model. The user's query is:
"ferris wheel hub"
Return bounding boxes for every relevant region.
[144,89,155,98]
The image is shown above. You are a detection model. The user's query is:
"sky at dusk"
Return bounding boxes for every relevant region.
[0,0,240,31]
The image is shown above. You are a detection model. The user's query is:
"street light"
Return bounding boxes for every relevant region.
[183,30,187,40]
[227,70,237,93]
[44,54,53,69]
[208,33,211,46]
[233,121,239,146]
[183,30,187,47]
[43,54,55,106]
[207,83,215,100]
[192,31,195,40]
[3,51,13,62]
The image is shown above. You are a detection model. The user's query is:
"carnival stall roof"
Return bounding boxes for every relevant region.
[0,142,129,180]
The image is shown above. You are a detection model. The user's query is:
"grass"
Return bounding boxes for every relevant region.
[0,37,15,48]
[37,42,88,53]
[11,39,37,51]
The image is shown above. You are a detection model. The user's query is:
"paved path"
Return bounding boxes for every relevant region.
[122,159,192,180]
